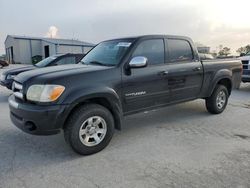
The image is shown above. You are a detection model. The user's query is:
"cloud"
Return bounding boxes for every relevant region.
[72,2,249,54]
[45,26,59,38]
[1,0,250,54]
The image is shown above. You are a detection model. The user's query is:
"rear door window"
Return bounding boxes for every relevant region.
[167,39,193,62]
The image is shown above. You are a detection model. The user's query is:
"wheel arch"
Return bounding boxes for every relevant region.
[62,91,123,131]
[217,78,232,95]
[208,69,233,97]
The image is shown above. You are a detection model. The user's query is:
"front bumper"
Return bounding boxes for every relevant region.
[242,75,250,82]
[0,79,13,89]
[9,95,70,135]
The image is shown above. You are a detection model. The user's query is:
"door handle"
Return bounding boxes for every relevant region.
[158,70,168,76]
[193,67,201,71]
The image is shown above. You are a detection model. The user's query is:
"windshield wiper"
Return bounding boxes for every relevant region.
[88,61,113,66]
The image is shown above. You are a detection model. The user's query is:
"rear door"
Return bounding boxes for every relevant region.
[122,38,170,113]
[165,38,203,102]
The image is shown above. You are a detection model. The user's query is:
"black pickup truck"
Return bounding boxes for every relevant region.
[9,35,242,155]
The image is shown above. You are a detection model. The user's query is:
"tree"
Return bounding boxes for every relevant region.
[246,45,250,52]
[211,50,217,57]
[236,45,250,55]
[218,45,223,51]
[218,46,231,56]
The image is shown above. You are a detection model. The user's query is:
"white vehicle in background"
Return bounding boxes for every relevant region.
[239,52,250,83]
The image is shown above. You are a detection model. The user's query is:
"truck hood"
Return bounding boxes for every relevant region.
[3,65,35,76]
[239,55,250,61]
[14,64,111,84]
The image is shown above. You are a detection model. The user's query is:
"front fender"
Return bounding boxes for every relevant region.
[59,86,123,130]
[63,86,120,104]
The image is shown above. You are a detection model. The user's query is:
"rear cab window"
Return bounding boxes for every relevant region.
[166,39,193,63]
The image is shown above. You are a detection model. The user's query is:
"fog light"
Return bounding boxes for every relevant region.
[24,121,37,131]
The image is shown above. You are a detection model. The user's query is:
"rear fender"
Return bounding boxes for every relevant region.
[208,69,232,96]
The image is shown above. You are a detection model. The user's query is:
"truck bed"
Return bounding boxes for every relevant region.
[201,58,242,96]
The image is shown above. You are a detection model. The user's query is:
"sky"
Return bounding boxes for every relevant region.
[0,0,250,55]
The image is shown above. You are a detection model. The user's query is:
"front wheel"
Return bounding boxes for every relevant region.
[205,85,229,114]
[64,104,114,155]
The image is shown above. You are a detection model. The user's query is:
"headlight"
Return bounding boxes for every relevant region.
[26,84,65,102]
[0,74,6,81]
[6,74,16,80]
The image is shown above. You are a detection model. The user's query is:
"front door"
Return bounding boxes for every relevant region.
[122,38,169,114]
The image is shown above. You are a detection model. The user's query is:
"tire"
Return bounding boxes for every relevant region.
[64,104,114,155]
[205,84,229,114]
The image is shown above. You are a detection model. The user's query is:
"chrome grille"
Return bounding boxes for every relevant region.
[241,60,249,70]
[242,60,249,65]
[12,82,24,100]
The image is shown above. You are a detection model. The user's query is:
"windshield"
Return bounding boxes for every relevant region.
[245,51,250,56]
[35,56,57,67]
[81,40,133,66]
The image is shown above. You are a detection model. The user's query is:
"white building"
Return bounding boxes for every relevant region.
[5,35,95,64]
[195,43,211,54]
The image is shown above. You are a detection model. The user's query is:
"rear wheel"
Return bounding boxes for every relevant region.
[206,85,229,114]
[64,104,114,155]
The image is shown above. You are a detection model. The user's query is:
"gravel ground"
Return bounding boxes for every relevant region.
[0,65,250,188]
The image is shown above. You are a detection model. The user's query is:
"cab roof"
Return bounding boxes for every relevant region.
[104,34,192,42]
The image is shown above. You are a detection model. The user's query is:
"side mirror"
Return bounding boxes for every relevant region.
[129,56,148,68]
